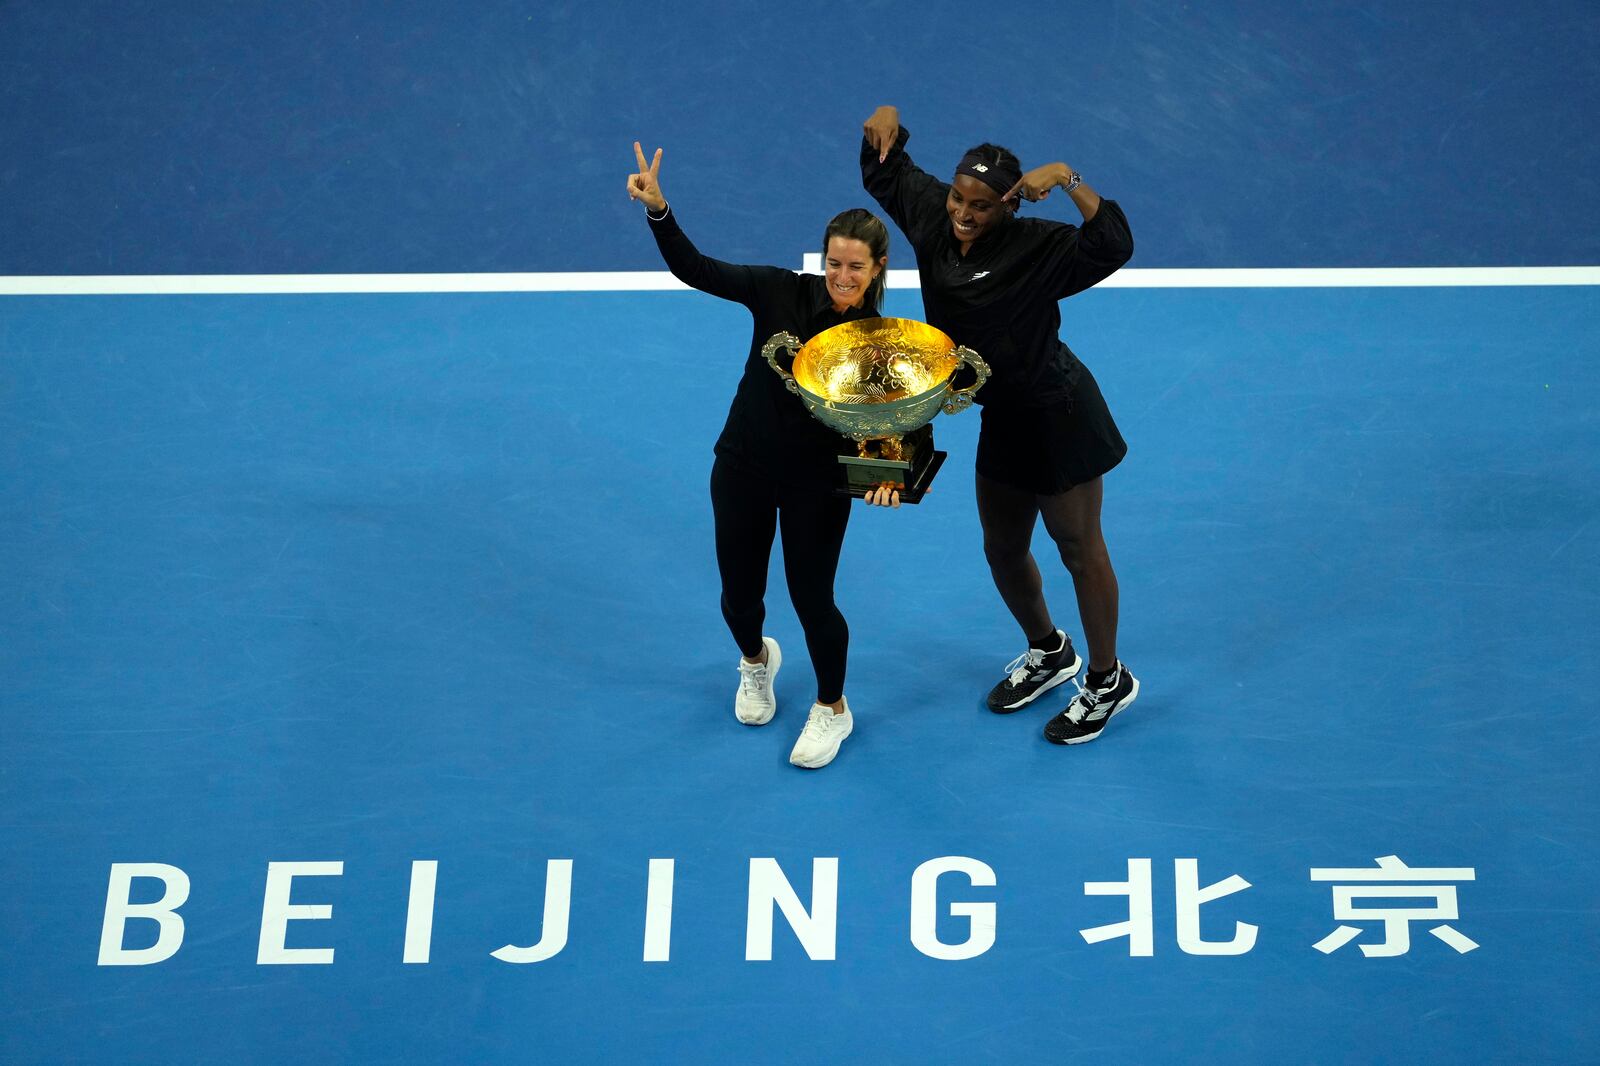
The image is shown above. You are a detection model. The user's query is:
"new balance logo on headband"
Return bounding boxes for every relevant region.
[956,150,1021,196]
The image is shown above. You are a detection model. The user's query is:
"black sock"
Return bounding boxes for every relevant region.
[1028,629,1063,655]
[1086,661,1119,689]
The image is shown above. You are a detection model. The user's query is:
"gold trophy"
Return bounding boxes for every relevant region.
[762,317,990,503]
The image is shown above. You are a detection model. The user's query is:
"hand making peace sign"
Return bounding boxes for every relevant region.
[627,141,667,213]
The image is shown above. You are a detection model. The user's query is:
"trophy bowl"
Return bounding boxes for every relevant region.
[763,317,989,502]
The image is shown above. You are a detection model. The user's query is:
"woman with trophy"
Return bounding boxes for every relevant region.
[627,141,891,769]
[860,107,1141,746]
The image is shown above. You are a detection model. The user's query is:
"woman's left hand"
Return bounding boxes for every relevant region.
[1004,163,1074,204]
[863,483,902,508]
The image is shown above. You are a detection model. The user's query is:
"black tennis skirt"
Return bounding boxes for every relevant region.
[975,361,1128,496]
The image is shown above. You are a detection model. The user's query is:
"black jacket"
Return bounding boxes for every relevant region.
[862,127,1134,407]
[646,205,877,483]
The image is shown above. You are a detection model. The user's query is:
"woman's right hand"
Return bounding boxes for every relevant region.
[862,106,900,163]
[628,141,666,212]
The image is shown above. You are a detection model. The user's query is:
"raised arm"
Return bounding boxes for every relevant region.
[858,107,948,239]
[1027,194,1136,299]
[1004,162,1105,223]
[628,141,779,308]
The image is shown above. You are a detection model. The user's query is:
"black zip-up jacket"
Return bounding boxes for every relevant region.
[646,204,875,482]
[862,127,1134,407]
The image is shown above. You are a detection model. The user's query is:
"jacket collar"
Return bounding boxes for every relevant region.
[810,275,876,321]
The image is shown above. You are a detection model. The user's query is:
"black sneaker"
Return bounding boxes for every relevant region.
[985,631,1083,713]
[1044,661,1140,744]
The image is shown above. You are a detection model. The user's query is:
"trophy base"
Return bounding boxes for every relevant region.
[833,425,945,505]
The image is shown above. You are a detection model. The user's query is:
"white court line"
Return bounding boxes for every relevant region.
[1093,267,1600,288]
[1,266,1597,296]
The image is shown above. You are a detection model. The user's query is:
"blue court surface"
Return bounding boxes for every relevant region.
[3,3,1598,1064]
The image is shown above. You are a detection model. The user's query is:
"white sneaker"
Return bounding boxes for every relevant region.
[734,637,781,725]
[789,698,853,769]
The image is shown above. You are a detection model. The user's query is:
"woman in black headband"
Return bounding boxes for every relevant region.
[859,106,1140,746]
[628,141,892,770]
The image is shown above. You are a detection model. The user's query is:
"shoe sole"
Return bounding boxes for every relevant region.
[735,638,782,726]
[790,718,853,769]
[1046,676,1140,745]
[988,652,1083,713]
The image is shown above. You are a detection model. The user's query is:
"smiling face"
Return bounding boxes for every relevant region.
[824,236,885,311]
[946,174,1010,248]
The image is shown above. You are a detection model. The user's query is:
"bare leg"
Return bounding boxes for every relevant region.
[1037,477,1120,672]
[975,471,1055,643]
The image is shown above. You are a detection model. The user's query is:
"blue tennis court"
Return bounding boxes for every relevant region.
[3,3,1597,1063]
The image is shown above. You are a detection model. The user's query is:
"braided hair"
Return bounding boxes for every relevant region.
[960,143,1024,210]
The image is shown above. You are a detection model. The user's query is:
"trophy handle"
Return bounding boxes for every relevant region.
[762,332,803,394]
[942,346,992,414]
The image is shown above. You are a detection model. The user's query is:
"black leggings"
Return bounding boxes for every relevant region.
[710,458,851,704]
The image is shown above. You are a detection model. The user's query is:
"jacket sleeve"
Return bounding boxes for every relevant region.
[645,205,790,311]
[860,126,949,241]
[1034,198,1135,299]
